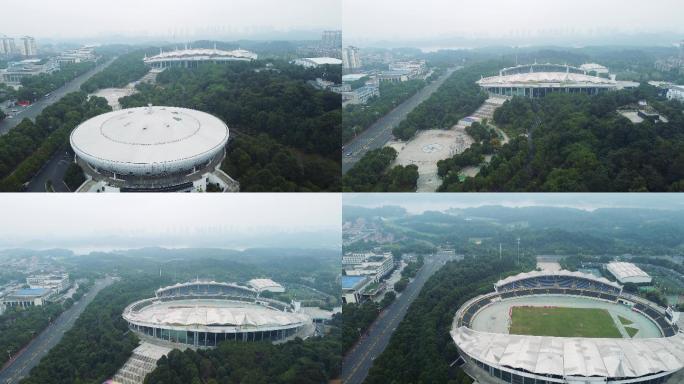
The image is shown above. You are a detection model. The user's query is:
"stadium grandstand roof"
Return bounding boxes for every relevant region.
[144,47,257,63]
[297,57,342,65]
[156,281,253,295]
[125,300,307,328]
[495,270,622,289]
[452,327,684,379]
[607,262,652,284]
[248,279,284,291]
[478,72,616,86]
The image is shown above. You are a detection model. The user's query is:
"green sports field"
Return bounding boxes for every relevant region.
[509,306,623,338]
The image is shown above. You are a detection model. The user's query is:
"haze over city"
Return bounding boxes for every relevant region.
[1,0,341,42]
[344,0,684,47]
[0,194,341,251]
[343,193,684,213]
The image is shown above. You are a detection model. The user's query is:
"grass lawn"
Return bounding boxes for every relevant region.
[510,306,622,338]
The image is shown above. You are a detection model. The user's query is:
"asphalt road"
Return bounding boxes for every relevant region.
[341,254,453,384]
[0,276,115,384]
[342,67,460,174]
[25,149,73,192]
[0,57,116,135]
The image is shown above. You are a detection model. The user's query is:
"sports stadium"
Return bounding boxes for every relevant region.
[451,270,684,384]
[143,47,257,68]
[477,63,639,98]
[70,105,238,192]
[122,281,314,347]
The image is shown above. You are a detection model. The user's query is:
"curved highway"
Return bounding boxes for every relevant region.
[342,67,459,174]
[0,276,115,384]
[341,253,454,384]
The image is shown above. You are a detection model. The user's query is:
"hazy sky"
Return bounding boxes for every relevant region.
[343,193,684,214]
[0,194,340,251]
[1,0,340,40]
[344,0,684,44]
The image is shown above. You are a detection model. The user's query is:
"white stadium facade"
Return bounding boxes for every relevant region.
[143,47,257,69]
[477,63,639,98]
[122,281,314,347]
[451,270,683,384]
[70,105,238,192]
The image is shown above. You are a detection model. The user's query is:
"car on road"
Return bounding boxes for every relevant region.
[346,152,352,157]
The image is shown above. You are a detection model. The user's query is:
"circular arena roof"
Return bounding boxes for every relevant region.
[70,106,229,176]
[125,299,309,330]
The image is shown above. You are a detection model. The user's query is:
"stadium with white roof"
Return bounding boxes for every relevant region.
[451,270,683,383]
[477,63,638,98]
[122,281,314,347]
[143,46,257,69]
[70,105,238,192]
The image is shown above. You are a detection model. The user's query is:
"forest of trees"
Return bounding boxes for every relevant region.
[222,133,340,191]
[364,253,534,384]
[80,50,150,92]
[144,325,342,384]
[392,62,504,140]
[342,147,418,191]
[63,161,86,191]
[445,86,684,191]
[0,92,111,191]
[343,79,427,143]
[118,61,341,191]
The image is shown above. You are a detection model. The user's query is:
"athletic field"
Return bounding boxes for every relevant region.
[509,306,622,338]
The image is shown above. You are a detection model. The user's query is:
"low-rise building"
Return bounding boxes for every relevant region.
[342,85,379,106]
[606,261,652,284]
[343,252,394,282]
[667,84,684,102]
[57,46,97,64]
[248,278,285,293]
[342,275,370,304]
[2,288,52,308]
[0,59,59,87]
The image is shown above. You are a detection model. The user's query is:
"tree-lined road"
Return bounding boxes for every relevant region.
[342,67,459,174]
[0,277,115,384]
[341,254,453,384]
[0,57,116,135]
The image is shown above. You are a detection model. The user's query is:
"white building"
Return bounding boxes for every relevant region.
[57,46,97,64]
[343,252,394,283]
[144,47,257,69]
[292,57,342,68]
[26,273,70,293]
[667,85,684,102]
[389,60,426,78]
[248,278,285,293]
[342,46,361,70]
[606,262,652,284]
[70,106,238,192]
[18,36,37,56]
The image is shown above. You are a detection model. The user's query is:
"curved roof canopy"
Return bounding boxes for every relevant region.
[495,270,622,290]
[452,327,684,379]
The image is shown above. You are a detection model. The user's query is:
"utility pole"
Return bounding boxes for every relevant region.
[499,243,502,260]
[517,237,521,265]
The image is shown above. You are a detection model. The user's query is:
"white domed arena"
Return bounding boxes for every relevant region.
[451,270,684,384]
[70,106,239,192]
[122,282,314,347]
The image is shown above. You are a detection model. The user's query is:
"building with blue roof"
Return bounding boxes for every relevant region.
[2,287,52,308]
